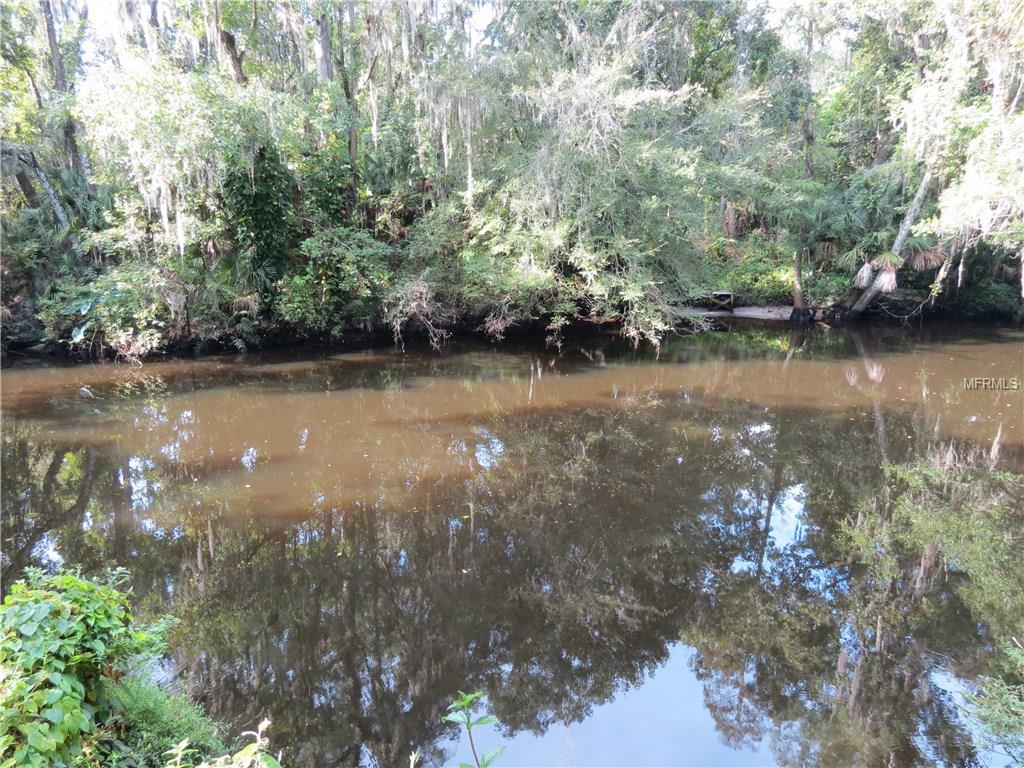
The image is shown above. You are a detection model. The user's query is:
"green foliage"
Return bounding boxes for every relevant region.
[221,145,293,296]
[677,1,742,98]
[162,719,282,768]
[946,252,1024,321]
[972,641,1024,763]
[37,264,173,361]
[0,569,281,768]
[705,238,798,304]
[4,0,1021,359]
[299,142,353,224]
[442,691,504,768]
[276,227,394,337]
[817,20,914,172]
[0,568,159,767]
[802,269,850,305]
[106,677,227,768]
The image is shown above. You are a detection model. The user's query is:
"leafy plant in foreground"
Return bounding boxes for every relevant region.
[442,691,504,768]
[0,568,283,767]
[0,568,159,767]
[163,718,282,768]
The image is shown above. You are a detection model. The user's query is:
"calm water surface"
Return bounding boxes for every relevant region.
[2,325,1022,767]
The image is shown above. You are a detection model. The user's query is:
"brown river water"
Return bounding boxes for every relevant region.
[2,324,1022,766]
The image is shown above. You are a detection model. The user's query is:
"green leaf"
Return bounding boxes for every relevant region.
[481,746,505,767]
[26,729,55,754]
[234,743,260,759]
[443,712,469,726]
[31,603,53,622]
[43,689,63,705]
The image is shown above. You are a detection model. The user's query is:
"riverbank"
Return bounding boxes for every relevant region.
[5,295,1020,369]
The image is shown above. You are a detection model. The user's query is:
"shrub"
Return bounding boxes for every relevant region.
[38,264,174,361]
[701,237,852,306]
[950,277,1024,321]
[0,569,282,768]
[276,227,394,337]
[0,568,158,767]
[299,143,354,224]
[804,268,851,305]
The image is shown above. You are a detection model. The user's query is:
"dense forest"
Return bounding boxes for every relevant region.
[2,0,1022,360]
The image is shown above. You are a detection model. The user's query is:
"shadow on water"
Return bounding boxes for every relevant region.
[2,325,1022,767]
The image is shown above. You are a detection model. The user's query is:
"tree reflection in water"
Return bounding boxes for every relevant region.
[2,326,1021,767]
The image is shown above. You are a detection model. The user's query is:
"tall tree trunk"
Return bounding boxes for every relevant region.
[464,103,474,209]
[40,0,67,91]
[29,154,70,230]
[219,28,247,84]
[315,13,333,82]
[790,15,814,321]
[793,250,806,309]
[283,5,307,76]
[337,1,360,202]
[21,66,44,109]
[802,115,815,177]
[15,170,41,208]
[40,0,86,179]
[62,122,82,179]
[850,165,934,314]
[26,150,84,259]
[802,17,815,178]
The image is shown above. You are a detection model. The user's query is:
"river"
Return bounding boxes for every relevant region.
[2,323,1022,767]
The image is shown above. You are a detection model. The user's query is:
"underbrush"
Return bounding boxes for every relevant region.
[105,677,228,767]
[38,264,174,362]
[0,568,281,768]
[700,235,852,306]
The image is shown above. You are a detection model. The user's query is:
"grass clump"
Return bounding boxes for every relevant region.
[107,677,228,767]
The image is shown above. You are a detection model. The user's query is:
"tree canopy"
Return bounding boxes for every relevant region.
[1,0,1022,359]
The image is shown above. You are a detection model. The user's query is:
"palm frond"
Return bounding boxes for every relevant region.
[907,248,947,271]
[854,262,875,288]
